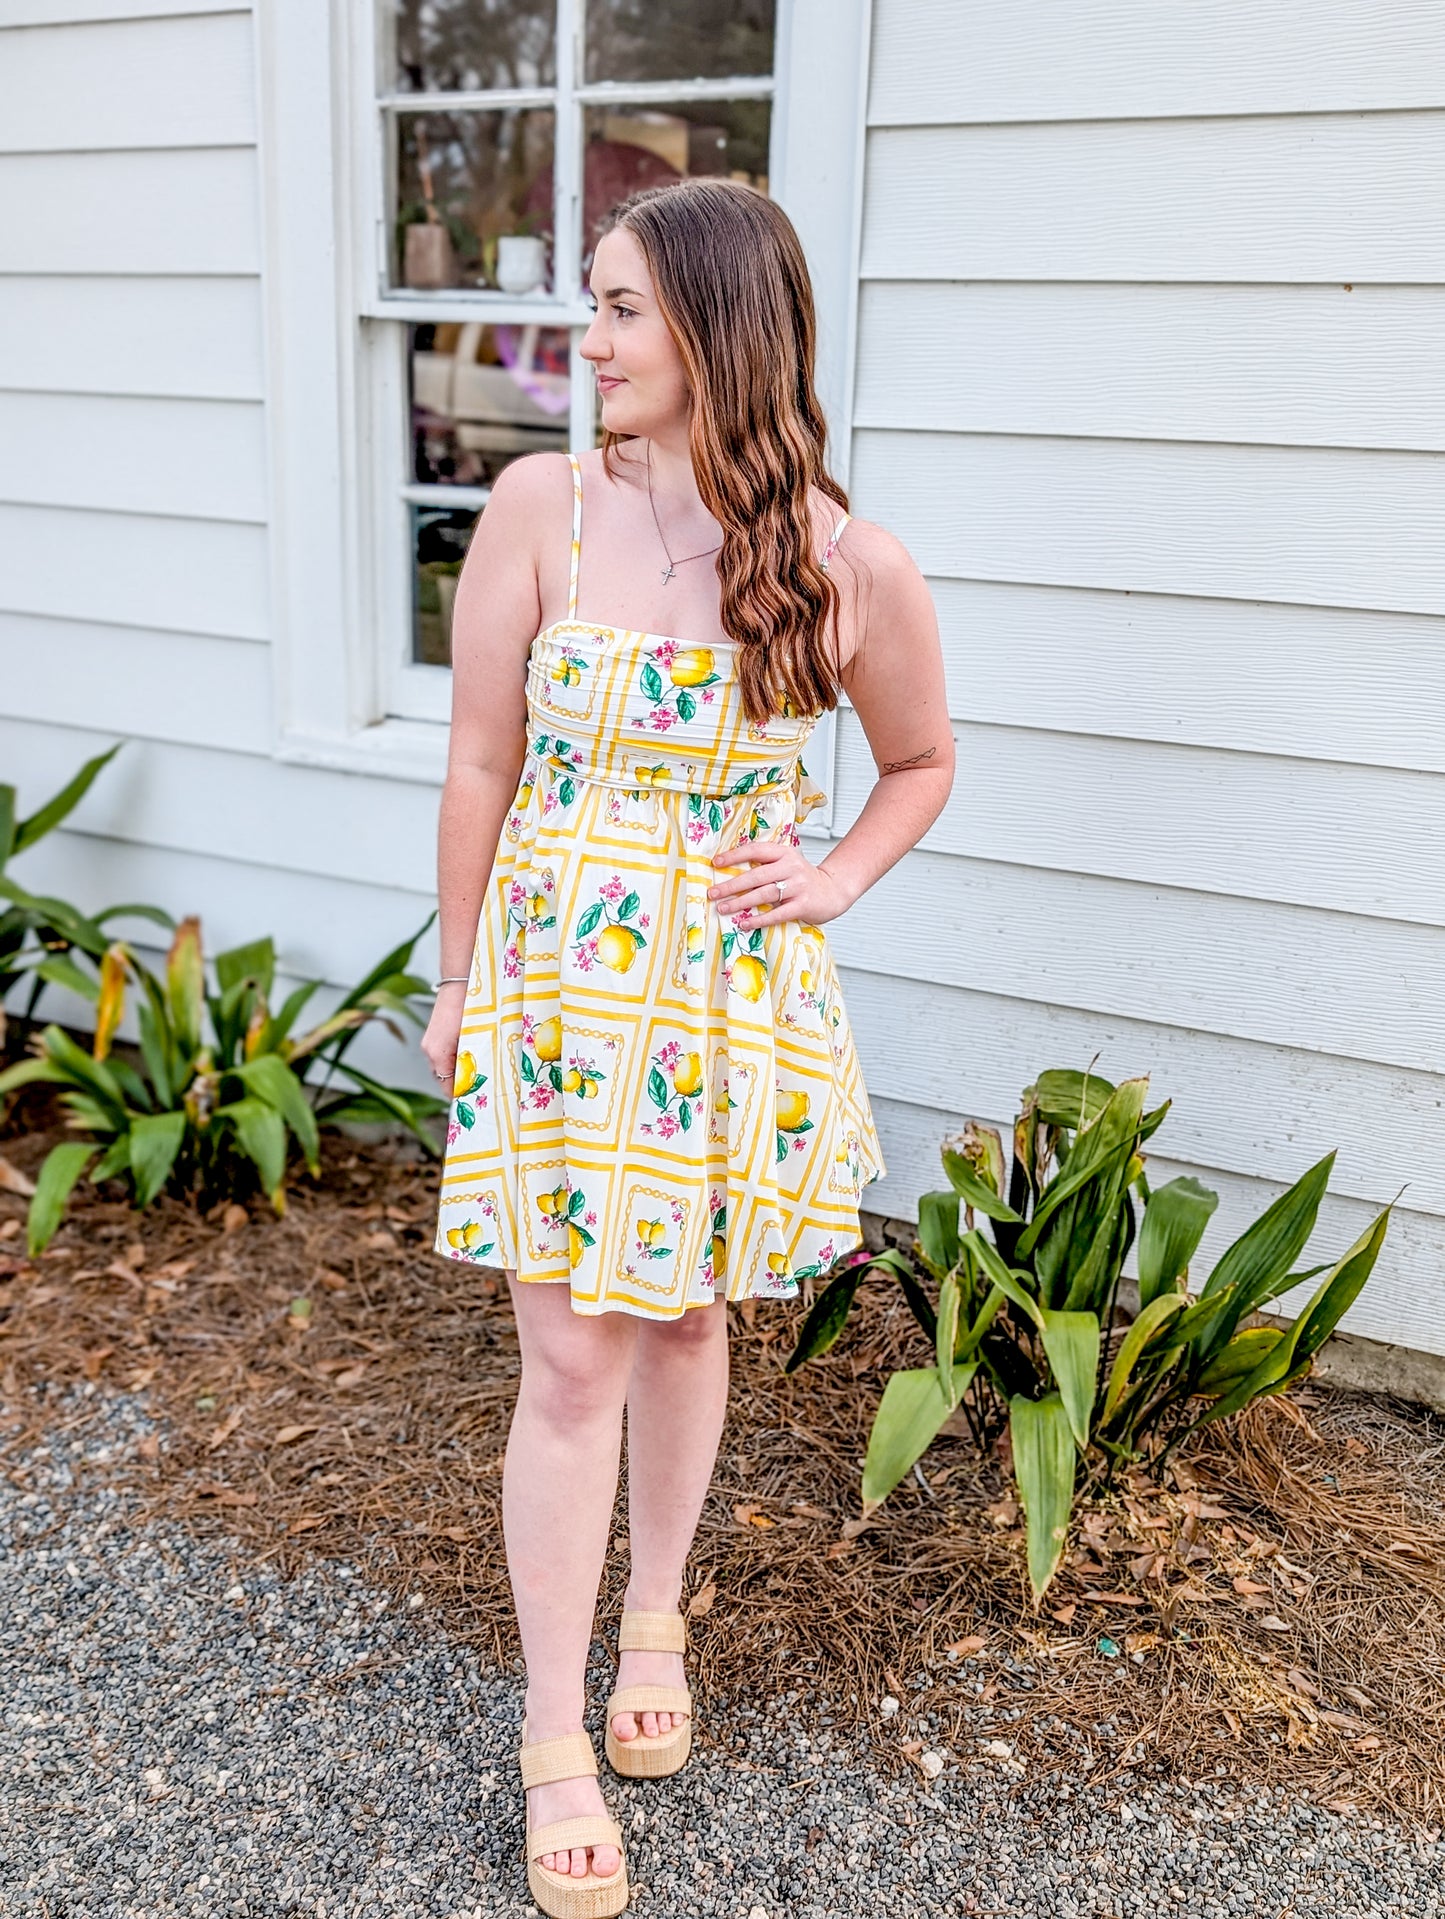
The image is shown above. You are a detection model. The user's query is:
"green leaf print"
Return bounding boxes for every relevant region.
[776,1132,790,1165]
[619,891,640,921]
[678,1100,692,1131]
[676,688,696,722]
[731,772,757,796]
[712,1206,727,1235]
[520,1052,536,1085]
[641,662,664,702]
[648,1065,669,1110]
[547,1064,562,1092]
[567,1187,586,1218]
[558,778,576,806]
[688,793,704,817]
[575,901,604,939]
[708,802,723,832]
[455,1101,476,1130]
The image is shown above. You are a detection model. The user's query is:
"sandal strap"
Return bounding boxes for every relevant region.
[519,1730,599,1790]
[527,1813,623,1864]
[606,1682,692,1716]
[619,1608,686,1653]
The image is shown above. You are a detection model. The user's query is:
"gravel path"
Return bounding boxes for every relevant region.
[2,1389,1440,1919]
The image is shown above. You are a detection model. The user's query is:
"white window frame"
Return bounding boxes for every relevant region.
[255,0,871,827]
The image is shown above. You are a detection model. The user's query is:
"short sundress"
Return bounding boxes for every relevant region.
[434,453,886,1318]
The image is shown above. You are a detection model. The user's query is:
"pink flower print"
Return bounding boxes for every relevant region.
[600,877,626,904]
[656,1113,680,1139]
[446,1119,462,1145]
[530,1083,553,1110]
[508,881,526,907]
[575,941,597,971]
[585,1210,598,1227]
[791,1136,807,1152]
[686,818,708,845]
[701,690,715,705]
[655,641,678,666]
[657,1039,682,1069]
[638,912,651,929]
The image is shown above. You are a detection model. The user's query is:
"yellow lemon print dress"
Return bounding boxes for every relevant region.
[435,454,885,1318]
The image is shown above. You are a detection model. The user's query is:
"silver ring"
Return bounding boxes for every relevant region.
[774,878,785,902]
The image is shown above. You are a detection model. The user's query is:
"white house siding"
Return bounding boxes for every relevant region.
[1,3,1443,1360]
[0,2,437,1099]
[837,0,1445,1356]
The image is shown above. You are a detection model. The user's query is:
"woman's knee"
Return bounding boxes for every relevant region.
[639,1296,729,1359]
[511,1280,634,1422]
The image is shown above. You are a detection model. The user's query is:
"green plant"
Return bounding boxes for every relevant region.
[0,907,448,1252]
[0,745,176,1052]
[787,1067,1392,1603]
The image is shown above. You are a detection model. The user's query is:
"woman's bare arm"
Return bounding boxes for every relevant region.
[817,522,954,908]
[433,454,565,984]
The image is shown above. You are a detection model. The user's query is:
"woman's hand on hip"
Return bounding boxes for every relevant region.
[707,836,852,930]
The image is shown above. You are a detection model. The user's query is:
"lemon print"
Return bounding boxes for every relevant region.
[533,1015,563,1062]
[537,1182,568,1219]
[568,1221,588,1269]
[551,660,581,687]
[800,968,815,993]
[462,1220,489,1251]
[445,1226,467,1250]
[685,921,705,959]
[767,1252,790,1277]
[581,1076,599,1099]
[562,1067,582,1094]
[637,1218,666,1248]
[516,780,533,810]
[776,1089,811,1132]
[714,1084,731,1113]
[672,1052,704,1097]
[669,648,714,687]
[597,923,644,974]
[453,1050,483,1099]
[633,764,672,787]
[514,923,527,961]
[711,1232,726,1275]
[526,891,550,922]
[730,953,767,1001]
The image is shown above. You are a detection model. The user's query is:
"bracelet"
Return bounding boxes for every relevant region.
[431,976,470,990]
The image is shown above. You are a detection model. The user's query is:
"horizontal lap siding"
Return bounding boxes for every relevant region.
[851,3,1445,1356]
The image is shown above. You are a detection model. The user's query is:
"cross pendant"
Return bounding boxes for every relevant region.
[660,562,676,584]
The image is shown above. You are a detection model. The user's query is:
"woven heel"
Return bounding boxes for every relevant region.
[519,1722,629,1918]
[604,1609,693,1779]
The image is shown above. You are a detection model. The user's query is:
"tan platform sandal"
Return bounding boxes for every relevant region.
[603,1609,693,1778]
[518,1723,629,1919]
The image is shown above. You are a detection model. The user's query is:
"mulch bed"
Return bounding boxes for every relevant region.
[2,1078,1442,1831]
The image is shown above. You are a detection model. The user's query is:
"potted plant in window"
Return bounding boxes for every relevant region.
[400,121,459,290]
[494,209,548,295]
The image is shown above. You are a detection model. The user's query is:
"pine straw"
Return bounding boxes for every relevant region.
[1,1090,1442,1831]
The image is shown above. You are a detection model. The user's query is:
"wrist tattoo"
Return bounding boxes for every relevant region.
[880,745,938,775]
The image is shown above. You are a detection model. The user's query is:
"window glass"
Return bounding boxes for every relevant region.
[393,0,556,92]
[578,102,771,270]
[412,504,478,667]
[395,109,556,292]
[410,321,571,489]
[585,0,774,86]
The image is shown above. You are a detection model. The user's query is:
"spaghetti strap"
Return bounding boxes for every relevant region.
[566,452,584,619]
[821,510,850,572]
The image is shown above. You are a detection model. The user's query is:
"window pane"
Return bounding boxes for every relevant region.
[395,109,555,292]
[412,503,477,666]
[580,101,771,265]
[410,322,571,488]
[392,0,556,92]
[585,0,774,85]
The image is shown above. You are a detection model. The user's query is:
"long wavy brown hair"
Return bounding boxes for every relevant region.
[596,179,854,725]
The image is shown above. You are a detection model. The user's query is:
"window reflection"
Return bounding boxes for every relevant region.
[393,0,556,92]
[396,109,555,292]
[412,504,477,667]
[410,321,571,488]
[585,0,774,86]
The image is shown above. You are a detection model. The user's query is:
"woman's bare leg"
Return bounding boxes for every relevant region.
[504,1273,635,1881]
[611,1296,730,1744]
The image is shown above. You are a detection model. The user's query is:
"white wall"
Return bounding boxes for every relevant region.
[839,0,1445,1355]
[2,2,1442,1357]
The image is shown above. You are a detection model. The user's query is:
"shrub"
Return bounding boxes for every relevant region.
[0,907,446,1252]
[787,1068,1391,1602]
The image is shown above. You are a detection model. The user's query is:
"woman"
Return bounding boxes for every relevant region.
[424,179,951,1919]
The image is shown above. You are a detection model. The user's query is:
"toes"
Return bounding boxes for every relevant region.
[641,1711,660,1737]
[612,1710,638,1740]
[571,1847,590,1878]
[594,1844,621,1877]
